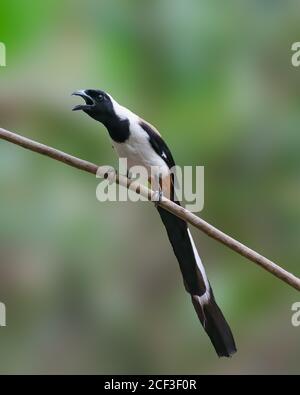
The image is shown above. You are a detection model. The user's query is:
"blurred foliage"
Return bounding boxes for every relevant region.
[0,0,300,374]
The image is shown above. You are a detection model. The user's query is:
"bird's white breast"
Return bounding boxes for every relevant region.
[113,119,169,177]
[107,94,169,176]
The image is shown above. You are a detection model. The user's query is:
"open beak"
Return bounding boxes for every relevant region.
[72,90,95,111]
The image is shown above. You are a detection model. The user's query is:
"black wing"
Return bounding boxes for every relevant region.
[139,120,176,169]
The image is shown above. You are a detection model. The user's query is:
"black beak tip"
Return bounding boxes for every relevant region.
[71,90,92,112]
[72,90,85,97]
[72,105,81,111]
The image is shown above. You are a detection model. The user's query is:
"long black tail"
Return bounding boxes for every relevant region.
[157,205,237,357]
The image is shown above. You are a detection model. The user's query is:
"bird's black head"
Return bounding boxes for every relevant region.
[72,89,114,123]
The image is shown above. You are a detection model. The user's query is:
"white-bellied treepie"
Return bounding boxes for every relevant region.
[72,89,237,357]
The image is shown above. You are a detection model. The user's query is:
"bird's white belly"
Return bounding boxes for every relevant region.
[113,130,169,177]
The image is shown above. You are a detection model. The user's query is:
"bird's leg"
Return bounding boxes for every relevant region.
[153,189,163,207]
[151,174,163,207]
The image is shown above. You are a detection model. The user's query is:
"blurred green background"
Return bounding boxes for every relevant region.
[0,0,300,374]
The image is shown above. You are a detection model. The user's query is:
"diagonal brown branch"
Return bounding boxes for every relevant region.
[1,126,299,292]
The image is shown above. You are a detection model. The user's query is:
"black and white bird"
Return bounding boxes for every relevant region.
[72,89,237,357]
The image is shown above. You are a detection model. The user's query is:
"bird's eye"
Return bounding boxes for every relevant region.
[98,94,104,102]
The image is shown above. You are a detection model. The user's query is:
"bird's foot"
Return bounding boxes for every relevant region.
[152,190,163,207]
